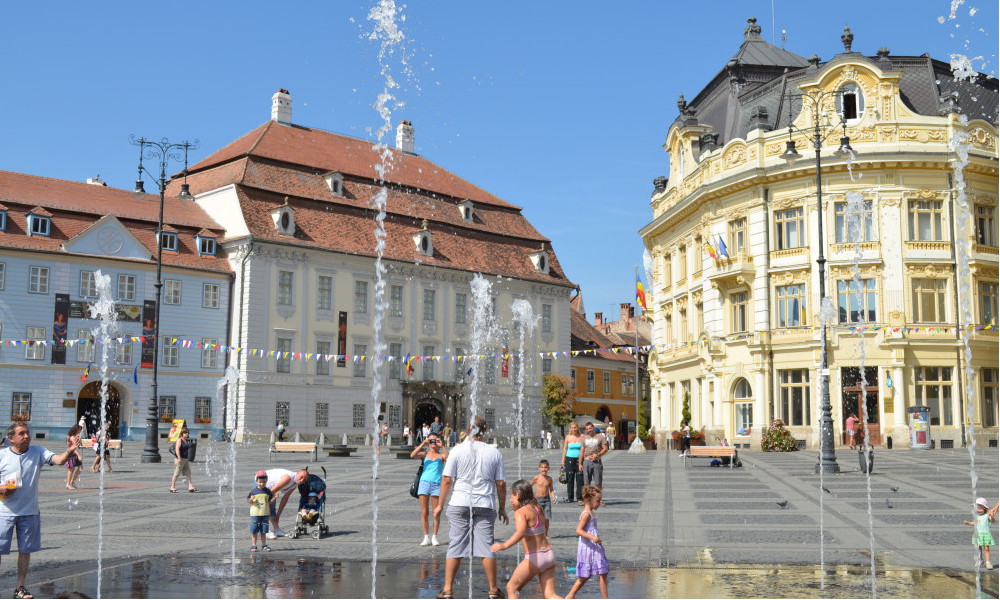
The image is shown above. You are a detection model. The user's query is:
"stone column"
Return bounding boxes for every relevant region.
[753,370,767,449]
[891,366,908,448]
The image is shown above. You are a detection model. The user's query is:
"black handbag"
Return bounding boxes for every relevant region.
[558,466,567,485]
[409,461,424,498]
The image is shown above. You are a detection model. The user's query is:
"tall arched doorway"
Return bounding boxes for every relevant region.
[413,398,443,432]
[78,381,123,438]
[594,405,612,423]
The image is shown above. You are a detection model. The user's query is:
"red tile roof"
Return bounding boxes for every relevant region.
[176,120,572,287]
[0,170,230,274]
[570,310,636,363]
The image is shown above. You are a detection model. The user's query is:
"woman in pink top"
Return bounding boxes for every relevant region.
[845,414,859,449]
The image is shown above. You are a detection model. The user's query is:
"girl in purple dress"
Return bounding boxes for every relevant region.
[566,485,609,599]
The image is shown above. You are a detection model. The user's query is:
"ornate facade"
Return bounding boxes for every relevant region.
[640,20,998,450]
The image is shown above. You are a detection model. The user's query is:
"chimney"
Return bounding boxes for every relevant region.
[594,312,603,326]
[620,303,633,321]
[271,88,292,124]
[396,120,415,153]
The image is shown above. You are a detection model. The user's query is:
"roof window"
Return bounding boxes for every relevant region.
[529,244,550,275]
[837,83,864,122]
[459,200,475,222]
[270,197,296,236]
[160,229,178,252]
[27,208,52,237]
[324,172,345,196]
[0,207,6,232]
[196,231,217,256]
[413,219,434,257]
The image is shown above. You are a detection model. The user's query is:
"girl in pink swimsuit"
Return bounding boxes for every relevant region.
[490,479,561,599]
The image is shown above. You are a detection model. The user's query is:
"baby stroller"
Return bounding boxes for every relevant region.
[290,466,328,540]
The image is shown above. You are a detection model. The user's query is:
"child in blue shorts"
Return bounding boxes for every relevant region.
[248,470,274,552]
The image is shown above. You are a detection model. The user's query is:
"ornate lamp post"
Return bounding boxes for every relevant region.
[780,92,855,474]
[130,136,198,463]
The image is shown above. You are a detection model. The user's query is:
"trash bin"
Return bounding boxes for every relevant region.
[908,406,932,449]
[187,439,198,462]
[858,446,874,473]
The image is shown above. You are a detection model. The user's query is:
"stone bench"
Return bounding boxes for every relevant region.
[683,446,738,468]
[391,446,417,459]
[79,438,124,458]
[269,441,318,462]
[324,446,358,457]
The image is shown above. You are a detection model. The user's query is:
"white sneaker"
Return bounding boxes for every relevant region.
[265,532,277,540]
[272,528,287,537]
[987,561,994,570]
[431,535,440,546]
[420,535,431,546]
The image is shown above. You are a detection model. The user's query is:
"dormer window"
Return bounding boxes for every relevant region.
[838,83,864,122]
[0,207,6,232]
[159,229,178,252]
[324,172,345,195]
[270,197,296,236]
[195,230,217,256]
[459,200,474,222]
[413,219,434,257]
[26,208,52,237]
[529,244,550,275]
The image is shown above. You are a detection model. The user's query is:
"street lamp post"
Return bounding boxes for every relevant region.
[130,135,198,463]
[781,92,854,474]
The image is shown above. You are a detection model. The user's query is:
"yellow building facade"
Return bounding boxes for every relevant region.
[640,23,998,450]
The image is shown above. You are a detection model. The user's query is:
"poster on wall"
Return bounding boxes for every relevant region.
[51,293,70,364]
[141,299,156,369]
[337,311,347,367]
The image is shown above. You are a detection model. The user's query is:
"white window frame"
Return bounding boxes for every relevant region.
[162,337,179,367]
[164,279,182,305]
[198,236,217,256]
[542,304,552,334]
[914,366,953,426]
[776,284,807,328]
[778,369,811,427]
[28,266,49,294]
[202,283,220,309]
[195,397,212,423]
[355,280,369,314]
[317,276,333,311]
[586,370,595,393]
[276,337,292,373]
[277,271,294,306]
[837,279,877,324]
[201,338,218,369]
[389,342,403,380]
[775,207,805,250]
[28,214,51,237]
[76,329,96,363]
[25,327,45,360]
[161,232,179,252]
[423,289,436,322]
[422,345,435,380]
[390,285,404,318]
[455,293,468,324]
[316,340,331,376]
[117,274,136,301]
[353,344,368,378]
[80,271,98,298]
[602,371,611,394]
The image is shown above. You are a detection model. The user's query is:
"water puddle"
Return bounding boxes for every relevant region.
[37,556,995,599]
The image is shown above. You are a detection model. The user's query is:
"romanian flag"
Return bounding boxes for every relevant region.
[705,240,718,260]
[81,363,92,382]
[635,275,648,312]
[405,355,415,376]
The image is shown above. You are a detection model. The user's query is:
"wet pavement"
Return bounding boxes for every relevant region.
[5,440,998,598]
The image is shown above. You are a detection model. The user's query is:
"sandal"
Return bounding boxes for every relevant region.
[188,488,198,493]
[488,589,505,599]
[169,489,179,493]
[13,586,34,599]
[250,545,258,552]
[435,591,453,599]
[262,545,271,552]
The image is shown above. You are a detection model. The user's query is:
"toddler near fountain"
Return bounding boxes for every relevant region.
[565,486,609,599]
[963,497,996,569]
[248,471,274,552]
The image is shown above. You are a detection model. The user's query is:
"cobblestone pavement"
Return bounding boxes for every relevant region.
[2,440,997,589]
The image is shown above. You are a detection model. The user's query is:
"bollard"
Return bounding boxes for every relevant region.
[318,432,326,447]
[858,446,874,474]
[342,433,349,446]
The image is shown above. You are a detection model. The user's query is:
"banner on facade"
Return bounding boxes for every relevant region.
[51,294,70,365]
[141,300,156,369]
[337,311,347,367]
[68,300,141,322]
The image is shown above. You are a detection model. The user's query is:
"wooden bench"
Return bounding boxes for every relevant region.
[324,446,358,457]
[683,446,738,468]
[79,438,124,458]
[269,441,317,462]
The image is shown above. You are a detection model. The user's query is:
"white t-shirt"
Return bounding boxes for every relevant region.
[0,445,56,516]
[583,433,607,457]
[255,468,296,494]
[443,439,506,510]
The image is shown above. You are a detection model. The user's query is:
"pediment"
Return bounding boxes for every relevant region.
[63,215,152,260]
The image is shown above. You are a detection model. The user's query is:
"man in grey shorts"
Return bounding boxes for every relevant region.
[0,423,81,599]
[434,416,508,599]
[581,422,609,502]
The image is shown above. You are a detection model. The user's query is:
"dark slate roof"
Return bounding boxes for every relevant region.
[675,20,998,147]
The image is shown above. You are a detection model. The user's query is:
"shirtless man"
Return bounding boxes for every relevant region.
[531,459,556,535]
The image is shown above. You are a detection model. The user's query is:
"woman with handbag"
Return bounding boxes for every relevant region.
[561,423,585,504]
[409,433,448,546]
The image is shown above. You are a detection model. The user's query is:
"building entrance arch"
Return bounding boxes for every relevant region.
[413,398,444,433]
[78,381,124,439]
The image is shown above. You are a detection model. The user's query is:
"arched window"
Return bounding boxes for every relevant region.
[837,83,864,122]
[733,378,753,435]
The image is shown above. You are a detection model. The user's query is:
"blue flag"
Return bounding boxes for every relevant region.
[716,234,730,259]
[132,363,139,385]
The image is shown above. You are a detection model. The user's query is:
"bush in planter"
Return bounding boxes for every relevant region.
[761,419,798,452]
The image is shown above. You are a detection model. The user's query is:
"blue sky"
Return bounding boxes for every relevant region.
[1,1,995,320]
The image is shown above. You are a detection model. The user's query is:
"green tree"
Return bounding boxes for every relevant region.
[637,403,651,440]
[681,391,692,425]
[541,374,575,436]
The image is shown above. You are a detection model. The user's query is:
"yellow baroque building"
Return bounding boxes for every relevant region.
[639,20,998,451]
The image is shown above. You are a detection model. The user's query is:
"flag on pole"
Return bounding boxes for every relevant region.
[405,355,415,376]
[132,363,139,385]
[704,239,718,260]
[635,275,648,312]
[81,363,92,382]
[716,234,730,260]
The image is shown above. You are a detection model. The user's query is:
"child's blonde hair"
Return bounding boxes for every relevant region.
[581,485,601,501]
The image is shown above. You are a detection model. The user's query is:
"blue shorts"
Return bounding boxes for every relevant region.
[249,516,270,534]
[417,479,441,497]
[0,514,42,555]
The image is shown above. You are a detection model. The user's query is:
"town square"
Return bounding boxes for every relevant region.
[0,1,997,598]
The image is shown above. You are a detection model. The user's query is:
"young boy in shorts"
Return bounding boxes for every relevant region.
[531,459,557,535]
[248,470,274,552]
